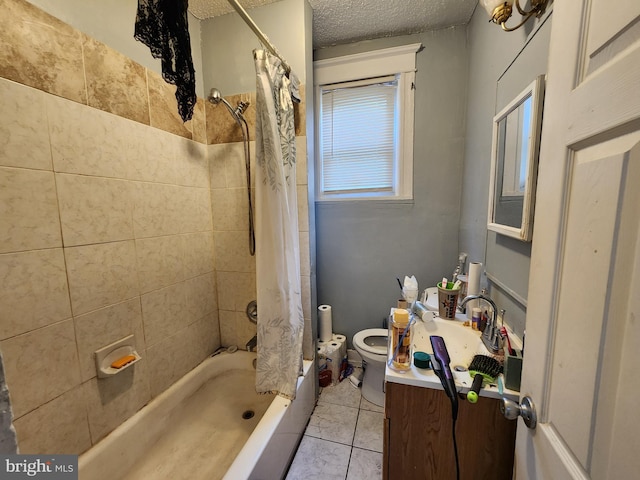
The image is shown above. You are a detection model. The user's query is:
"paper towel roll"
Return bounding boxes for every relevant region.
[467,262,483,318]
[318,305,333,342]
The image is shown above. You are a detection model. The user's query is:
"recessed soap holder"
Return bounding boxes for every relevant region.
[95,335,141,378]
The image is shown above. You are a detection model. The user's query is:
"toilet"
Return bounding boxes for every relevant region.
[353,328,388,407]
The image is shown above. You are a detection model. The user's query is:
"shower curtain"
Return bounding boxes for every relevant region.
[253,49,304,400]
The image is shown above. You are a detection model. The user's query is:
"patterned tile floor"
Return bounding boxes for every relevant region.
[286,374,384,480]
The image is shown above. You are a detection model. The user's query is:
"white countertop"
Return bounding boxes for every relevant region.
[385,313,519,401]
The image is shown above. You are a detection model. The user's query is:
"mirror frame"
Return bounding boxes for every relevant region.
[487,75,545,242]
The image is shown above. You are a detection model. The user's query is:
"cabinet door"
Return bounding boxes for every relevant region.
[385,382,516,480]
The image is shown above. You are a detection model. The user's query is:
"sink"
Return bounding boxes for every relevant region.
[412,317,485,371]
[384,314,517,400]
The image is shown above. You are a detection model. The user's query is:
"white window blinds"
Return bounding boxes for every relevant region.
[320,77,398,195]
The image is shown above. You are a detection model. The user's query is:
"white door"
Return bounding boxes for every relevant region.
[516,0,640,478]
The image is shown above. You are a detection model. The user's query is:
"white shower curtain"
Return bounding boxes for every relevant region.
[253,49,304,400]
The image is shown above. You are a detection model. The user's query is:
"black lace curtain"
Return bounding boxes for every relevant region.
[134,0,197,122]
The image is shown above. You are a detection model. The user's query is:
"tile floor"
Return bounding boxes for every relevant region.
[286,374,384,480]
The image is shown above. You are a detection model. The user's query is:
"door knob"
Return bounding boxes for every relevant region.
[500,395,537,429]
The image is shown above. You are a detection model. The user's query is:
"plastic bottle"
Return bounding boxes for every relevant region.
[388,308,412,372]
[471,307,482,331]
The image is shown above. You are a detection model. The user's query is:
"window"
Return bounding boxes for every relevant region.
[314,43,421,201]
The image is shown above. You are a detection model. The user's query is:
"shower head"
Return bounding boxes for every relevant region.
[207,87,249,127]
[208,88,224,105]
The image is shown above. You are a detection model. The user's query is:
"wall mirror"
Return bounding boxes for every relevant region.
[487,75,545,241]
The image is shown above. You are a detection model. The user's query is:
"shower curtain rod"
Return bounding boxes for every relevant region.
[227,0,292,75]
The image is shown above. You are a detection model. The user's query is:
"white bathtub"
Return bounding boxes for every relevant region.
[79,351,315,480]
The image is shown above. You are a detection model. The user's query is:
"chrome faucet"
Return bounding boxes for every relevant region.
[459,293,501,354]
[246,335,258,352]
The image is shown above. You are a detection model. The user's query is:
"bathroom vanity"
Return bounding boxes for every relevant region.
[383,316,518,479]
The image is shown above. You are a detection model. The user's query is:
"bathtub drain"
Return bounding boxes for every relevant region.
[242,410,255,420]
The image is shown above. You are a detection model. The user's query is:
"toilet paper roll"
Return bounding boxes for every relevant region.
[318,305,333,342]
[316,334,348,386]
[467,262,483,318]
[332,334,346,343]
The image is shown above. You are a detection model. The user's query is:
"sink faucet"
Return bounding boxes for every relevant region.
[459,294,501,354]
[246,335,257,352]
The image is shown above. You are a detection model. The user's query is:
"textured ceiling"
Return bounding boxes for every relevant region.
[189,0,477,48]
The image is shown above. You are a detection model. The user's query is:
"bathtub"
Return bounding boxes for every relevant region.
[79,351,315,480]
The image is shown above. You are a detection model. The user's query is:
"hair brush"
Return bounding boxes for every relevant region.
[467,354,502,403]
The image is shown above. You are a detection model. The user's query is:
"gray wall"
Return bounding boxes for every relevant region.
[314,27,468,346]
[460,8,552,339]
[28,0,205,97]
[201,0,309,96]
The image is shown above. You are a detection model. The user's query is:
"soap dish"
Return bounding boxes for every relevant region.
[95,335,141,378]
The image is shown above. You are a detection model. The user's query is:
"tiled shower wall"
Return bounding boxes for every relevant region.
[0,0,311,455]
[207,94,312,352]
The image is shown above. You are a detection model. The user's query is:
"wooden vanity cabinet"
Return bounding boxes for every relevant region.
[383,382,516,480]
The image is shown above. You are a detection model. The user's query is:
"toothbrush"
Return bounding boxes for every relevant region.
[500,326,515,356]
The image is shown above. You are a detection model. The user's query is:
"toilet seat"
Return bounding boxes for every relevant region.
[353,328,388,357]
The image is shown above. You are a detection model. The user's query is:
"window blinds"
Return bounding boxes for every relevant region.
[320,78,398,194]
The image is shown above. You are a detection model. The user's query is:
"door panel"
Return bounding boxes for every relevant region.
[516,0,640,476]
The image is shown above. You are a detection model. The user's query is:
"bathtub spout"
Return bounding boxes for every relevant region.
[246,335,257,352]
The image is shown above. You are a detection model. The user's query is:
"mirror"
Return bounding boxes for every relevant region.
[488,75,545,241]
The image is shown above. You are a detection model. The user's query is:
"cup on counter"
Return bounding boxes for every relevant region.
[437,282,461,319]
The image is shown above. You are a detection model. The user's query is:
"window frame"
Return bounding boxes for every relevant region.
[314,43,421,202]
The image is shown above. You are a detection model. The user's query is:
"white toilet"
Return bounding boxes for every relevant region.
[353,328,388,407]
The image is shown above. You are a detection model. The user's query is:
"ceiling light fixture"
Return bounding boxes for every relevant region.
[480,0,549,32]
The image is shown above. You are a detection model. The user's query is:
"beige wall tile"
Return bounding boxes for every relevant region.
[297,185,309,232]
[13,386,91,455]
[294,84,306,137]
[216,271,256,312]
[82,360,151,444]
[0,167,62,253]
[183,314,220,372]
[47,95,131,180]
[140,282,188,348]
[65,240,139,316]
[205,100,238,145]
[211,187,249,232]
[191,98,208,144]
[208,143,231,188]
[145,326,194,398]
[83,35,149,125]
[224,142,250,189]
[74,298,145,382]
[0,79,52,170]
[236,314,258,351]
[182,232,214,279]
[0,249,71,340]
[175,138,209,188]
[56,174,134,247]
[184,272,217,322]
[219,310,256,351]
[296,135,308,186]
[179,187,213,233]
[126,127,179,185]
[213,231,256,273]
[218,310,237,348]
[0,0,86,104]
[301,274,311,320]
[132,182,182,238]
[147,70,191,139]
[299,231,310,276]
[135,235,184,294]
[1,319,81,418]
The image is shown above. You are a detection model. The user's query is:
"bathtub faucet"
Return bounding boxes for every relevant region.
[459,294,501,354]
[246,335,257,352]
